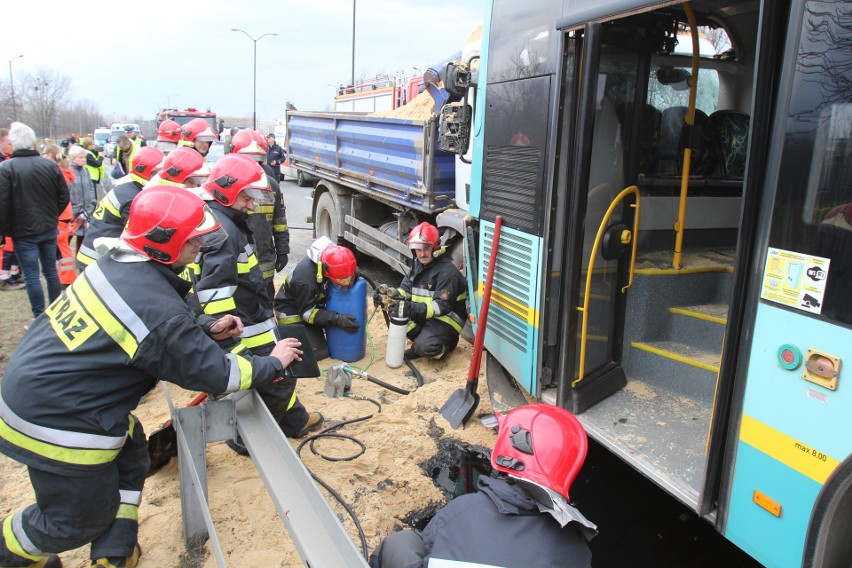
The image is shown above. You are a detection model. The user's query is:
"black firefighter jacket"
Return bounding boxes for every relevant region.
[75,175,143,270]
[0,251,284,476]
[190,200,277,352]
[418,477,592,568]
[246,163,290,281]
[273,254,337,328]
[397,250,468,334]
[0,149,70,239]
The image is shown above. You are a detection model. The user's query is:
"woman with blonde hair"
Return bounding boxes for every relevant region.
[42,143,78,286]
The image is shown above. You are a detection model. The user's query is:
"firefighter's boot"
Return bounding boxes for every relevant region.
[90,543,141,568]
[291,412,324,438]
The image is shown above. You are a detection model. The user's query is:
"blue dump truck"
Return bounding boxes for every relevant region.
[287,108,466,274]
[286,52,477,274]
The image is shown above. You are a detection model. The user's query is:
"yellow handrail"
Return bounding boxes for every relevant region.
[673,2,699,270]
[573,185,641,387]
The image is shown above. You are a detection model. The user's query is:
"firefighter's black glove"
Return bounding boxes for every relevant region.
[275,254,289,272]
[334,313,361,334]
[372,289,384,307]
[410,301,428,322]
[388,300,411,321]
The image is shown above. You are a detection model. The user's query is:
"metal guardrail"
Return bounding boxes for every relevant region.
[162,384,370,567]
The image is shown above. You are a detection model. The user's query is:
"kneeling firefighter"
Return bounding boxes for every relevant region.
[386,222,468,360]
[0,187,304,568]
[273,237,360,359]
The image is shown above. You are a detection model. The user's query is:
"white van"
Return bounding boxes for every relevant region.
[93,128,111,150]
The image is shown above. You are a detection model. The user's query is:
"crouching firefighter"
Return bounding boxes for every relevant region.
[273,236,360,360]
[189,154,323,452]
[0,186,305,568]
[386,222,467,360]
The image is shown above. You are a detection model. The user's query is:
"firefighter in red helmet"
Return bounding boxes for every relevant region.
[273,236,360,359]
[230,129,291,298]
[189,154,324,450]
[385,222,468,360]
[370,404,597,568]
[155,119,181,154]
[75,146,165,270]
[0,186,304,568]
[178,118,218,158]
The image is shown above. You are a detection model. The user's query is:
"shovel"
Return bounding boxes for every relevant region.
[147,392,208,475]
[440,215,503,429]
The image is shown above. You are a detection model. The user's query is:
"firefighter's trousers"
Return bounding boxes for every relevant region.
[0,416,148,566]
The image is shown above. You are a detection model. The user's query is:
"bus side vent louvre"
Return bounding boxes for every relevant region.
[482,145,543,234]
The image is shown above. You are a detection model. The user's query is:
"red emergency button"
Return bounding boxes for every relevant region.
[777,344,802,370]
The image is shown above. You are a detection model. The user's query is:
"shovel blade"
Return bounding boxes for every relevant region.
[146,424,178,476]
[440,385,481,429]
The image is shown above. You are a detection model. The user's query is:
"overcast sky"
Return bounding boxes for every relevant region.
[6,0,486,122]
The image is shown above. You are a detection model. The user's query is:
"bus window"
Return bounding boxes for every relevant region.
[767,4,852,325]
[487,0,561,83]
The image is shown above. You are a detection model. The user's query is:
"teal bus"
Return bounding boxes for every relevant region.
[450,1,852,566]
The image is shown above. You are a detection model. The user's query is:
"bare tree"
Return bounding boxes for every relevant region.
[19,69,70,138]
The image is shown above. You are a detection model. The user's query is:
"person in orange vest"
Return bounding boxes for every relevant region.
[41,144,78,287]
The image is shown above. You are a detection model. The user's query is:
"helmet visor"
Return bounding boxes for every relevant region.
[191,204,228,249]
[244,172,273,204]
[409,242,433,250]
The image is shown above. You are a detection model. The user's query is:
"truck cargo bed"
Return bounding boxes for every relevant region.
[287,111,456,213]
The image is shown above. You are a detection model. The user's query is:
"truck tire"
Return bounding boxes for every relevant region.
[314,191,340,241]
[296,170,310,187]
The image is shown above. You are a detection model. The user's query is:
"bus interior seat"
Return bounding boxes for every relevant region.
[709,110,750,178]
[658,106,720,177]
[638,104,662,176]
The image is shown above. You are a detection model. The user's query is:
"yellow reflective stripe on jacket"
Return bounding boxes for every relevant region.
[273,223,288,232]
[100,190,122,219]
[276,314,302,325]
[202,296,237,315]
[237,245,259,274]
[0,416,122,466]
[257,204,274,221]
[241,330,276,349]
[71,276,138,358]
[240,319,277,350]
[2,515,41,561]
[436,314,463,333]
[75,244,99,266]
[224,353,254,392]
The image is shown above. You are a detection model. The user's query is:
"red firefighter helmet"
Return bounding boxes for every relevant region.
[157,119,182,143]
[129,146,165,183]
[201,154,271,206]
[491,404,588,501]
[122,185,226,265]
[159,146,211,185]
[230,129,267,161]
[179,118,219,147]
[407,222,440,250]
[320,245,357,287]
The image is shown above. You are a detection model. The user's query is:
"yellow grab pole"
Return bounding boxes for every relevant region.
[673,2,699,270]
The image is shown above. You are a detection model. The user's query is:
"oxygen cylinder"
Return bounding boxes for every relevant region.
[326,275,367,362]
[385,311,409,369]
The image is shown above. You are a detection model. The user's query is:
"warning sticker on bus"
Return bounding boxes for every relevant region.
[761,247,830,314]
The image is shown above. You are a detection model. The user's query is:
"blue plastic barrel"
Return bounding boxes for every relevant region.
[325,275,367,361]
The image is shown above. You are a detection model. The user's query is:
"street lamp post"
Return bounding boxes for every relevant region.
[8,54,23,121]
[231,29,277,130]
[160,93,177,109]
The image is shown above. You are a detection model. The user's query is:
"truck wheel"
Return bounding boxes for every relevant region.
[314,191,340,240]
[296,171,310,187]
